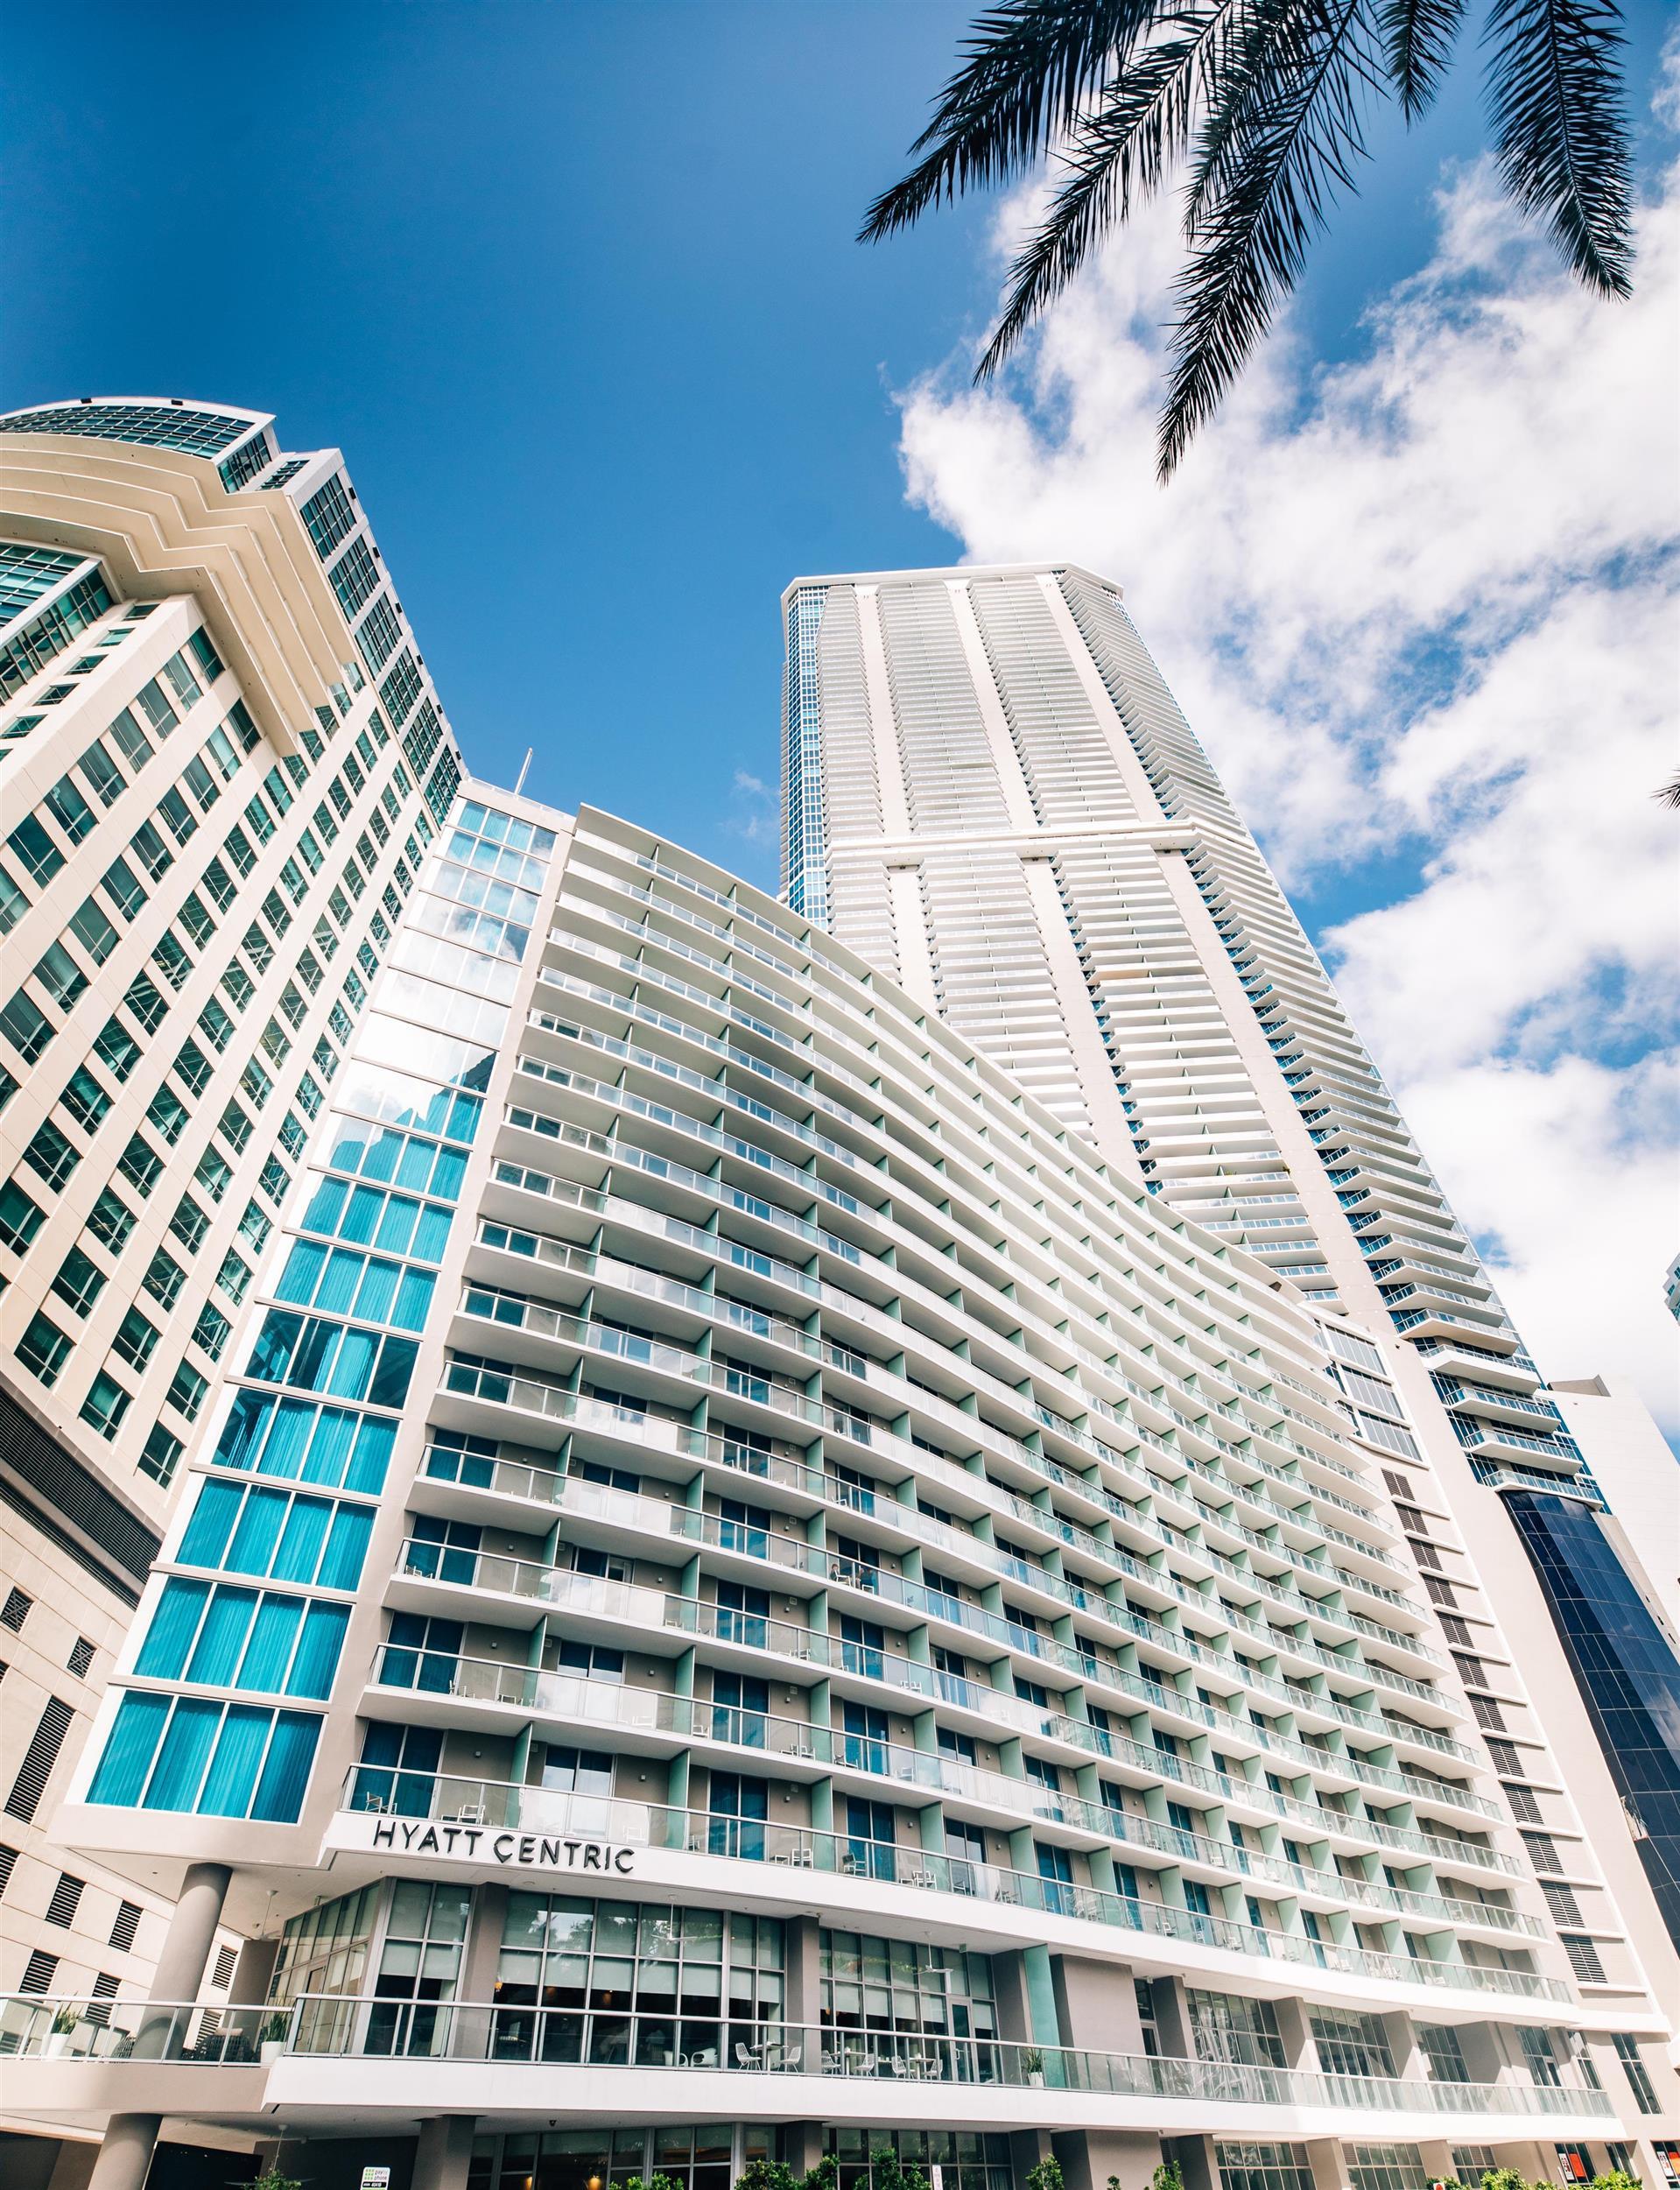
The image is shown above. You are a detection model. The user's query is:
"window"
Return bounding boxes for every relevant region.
[152,930,193,990]
[112,1307,158,1374]
[139,1424,183,1487]
[117,1131,163,1194]
[301,475,355,559]
[24,1121,80,1192]
[146,1084,191,1147]
[85,1691,321,1822]
[62,1066,113,1134]
[1521,2028,1562,2086]
[1613,2033,1660,2114]
[143,1249,186,1311]
[0,1180,44,1253]
[1417,2025,1470,2082]
[52,1248,107,1319]
[93,1016,141,1081]
[1562,1934,1606,1983]
[35,939,88,1011]
[69,895,119,964]
[109,1900,142,1953]
[1,1588,32,1633]
[198,1147,234,1201]
[123,971,168,1034]
[81,1370,131,1440]
[45,1872,87,1927]
[0,989,53,1065]
[166,1361,209,1420]
[87,1187,136,1254]
[10,813,64,884]
[170,1194,210,1253]
[45,773,96,844]
[67,1637,95,1679]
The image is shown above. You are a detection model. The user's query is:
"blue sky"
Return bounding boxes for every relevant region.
[9,4,1676,1421]
[8,0,1669,909]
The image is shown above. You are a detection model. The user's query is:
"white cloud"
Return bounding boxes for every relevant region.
[894,85,1680,1426]
[725,767,781,849]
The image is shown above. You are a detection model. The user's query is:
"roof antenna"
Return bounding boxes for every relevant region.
[514,746,533,797]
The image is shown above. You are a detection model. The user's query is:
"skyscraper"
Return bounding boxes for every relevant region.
[779,560,1680,1976]
[0,420,1674,2190]
[0,398,460,2172]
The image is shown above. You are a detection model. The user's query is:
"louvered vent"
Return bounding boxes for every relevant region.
[5,1695,74,1822]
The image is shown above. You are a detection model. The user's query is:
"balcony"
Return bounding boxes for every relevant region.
[0,1995,1609,2131]
[332,1777,1564,2000]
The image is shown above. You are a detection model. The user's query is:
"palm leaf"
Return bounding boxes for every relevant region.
[859,0,1157,241]
[1379,0,1468,117]
[975,4,1233,378]
[1156,0,1380,478]
[1483,0,1633,296]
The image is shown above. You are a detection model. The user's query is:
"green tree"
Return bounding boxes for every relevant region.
[1026,2158,1066,2190]
[861,0,1634,478]
[735,2164,799,2190]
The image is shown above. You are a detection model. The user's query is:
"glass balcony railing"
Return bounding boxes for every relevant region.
[332,1778,1562,1997]
[0,1993,1611,2116]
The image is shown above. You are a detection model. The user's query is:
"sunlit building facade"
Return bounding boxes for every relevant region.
[0,435,1675,2190]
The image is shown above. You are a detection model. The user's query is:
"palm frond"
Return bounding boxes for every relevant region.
[1156,0,1379,478]
[1379,0,1468,117]
[1483,0,1633,296]
[860,0,1156,242]
[975,5,1232,378]
[1184,0,1374,235]
[1656,772,1680,812]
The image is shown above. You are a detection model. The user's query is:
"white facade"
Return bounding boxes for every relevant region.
[779,562,1680,2062]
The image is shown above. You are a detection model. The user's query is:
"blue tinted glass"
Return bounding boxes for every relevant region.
[411,1204,453,1262]
[225,1486,289,1576]
[342,1186,383,1243]
[287,1603,348,1698]
[369,1336,418,1409]
[271,1496,331,1585]
[392,1268,434,1330]
[198,1705,271,1817]
[355,1257,398,1325]
[214,1390,275,1473]
[301,1175,348,1233]
[329,1327,376,1399]
[177,1479,242,1569]
[251,1710,320,1820]
[373,1195,418,1255]
[304,1405,357,1485]
[319,1504,372,1590]
[239,1594,304,1691]
[317,1247,364,1315]
[347,1416,395,1493]
[88,1691,171,1806]
[276,1239,327,1306]
[431,1147,467,1199]
[136,1579,209,1679]
[187,1586,260,1685]
[144,1698,221,1809]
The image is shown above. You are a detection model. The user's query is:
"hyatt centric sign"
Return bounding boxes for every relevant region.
[367,1815,636,1874]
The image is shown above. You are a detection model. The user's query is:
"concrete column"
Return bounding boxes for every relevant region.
[136,1862,233,2058]
[151,1863,234,2004]
[412,2116,476,2190]
[85,2115,161,2190]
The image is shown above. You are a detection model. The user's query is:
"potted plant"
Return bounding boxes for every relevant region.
[1022,2046,1045,2088]
[259,2011,291,2065]
[43,2003,83,2059]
